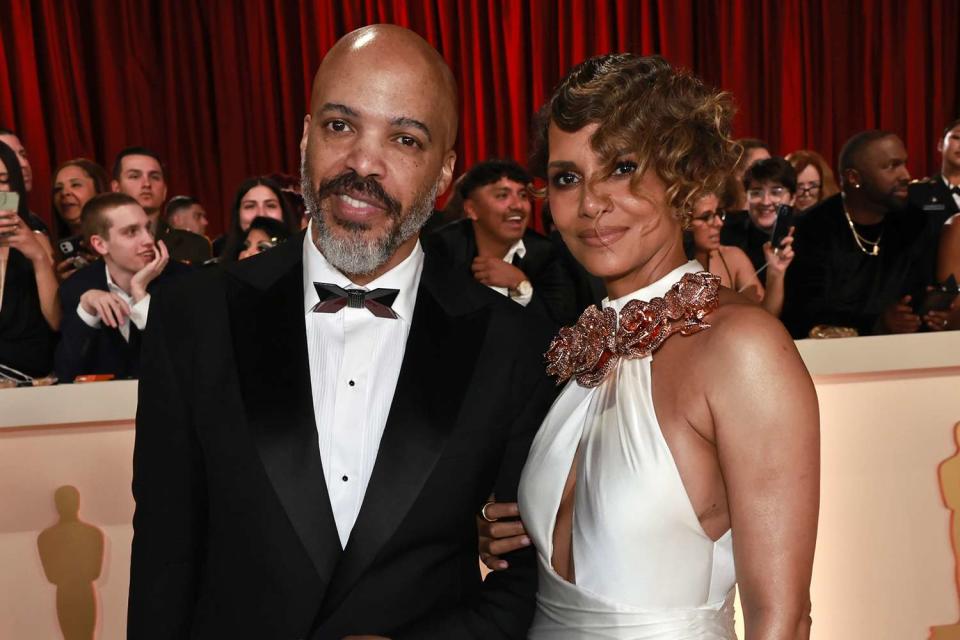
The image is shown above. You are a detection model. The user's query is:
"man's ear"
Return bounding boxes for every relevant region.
[938,137,946,154]
[436,149,457,198]
[110,180,120,193]
[842,168,861,189]
[300,115,311,158]
[463,198,478,221]
[88,234,109,257]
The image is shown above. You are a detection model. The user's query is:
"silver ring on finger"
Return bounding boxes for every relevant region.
[480,501,498,523]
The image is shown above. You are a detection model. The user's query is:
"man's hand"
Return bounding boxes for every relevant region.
[881,295,921,334]
[80,289,131,328]
[477,501,530,571]
[130,240,169,303]
[471,256,526,289]
[923,295,960,332]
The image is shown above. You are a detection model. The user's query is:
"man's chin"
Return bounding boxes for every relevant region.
[888,193,909,210]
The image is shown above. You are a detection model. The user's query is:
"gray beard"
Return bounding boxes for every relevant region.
[301,160,439,276]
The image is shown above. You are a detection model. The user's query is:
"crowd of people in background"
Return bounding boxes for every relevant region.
[1,114,959,386]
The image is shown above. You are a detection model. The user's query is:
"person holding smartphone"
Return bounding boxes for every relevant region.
[687,191,794,317]
[51,158,111,281]
[721,157,799,273]
[0,140,60,379]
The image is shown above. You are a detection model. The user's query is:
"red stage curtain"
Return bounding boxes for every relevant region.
[2,0,958,234]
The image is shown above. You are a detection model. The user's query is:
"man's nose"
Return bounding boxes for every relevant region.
[344,135,387,179]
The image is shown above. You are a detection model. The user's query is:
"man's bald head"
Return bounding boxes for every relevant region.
[310,24,458,150]
[299,25,460,280]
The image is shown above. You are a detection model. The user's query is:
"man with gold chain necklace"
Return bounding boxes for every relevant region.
[782,130,947,338]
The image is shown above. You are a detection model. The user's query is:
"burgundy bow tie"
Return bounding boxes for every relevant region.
[311,282,400,319]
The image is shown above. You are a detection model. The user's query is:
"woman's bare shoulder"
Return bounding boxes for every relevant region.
[702,296,799,365]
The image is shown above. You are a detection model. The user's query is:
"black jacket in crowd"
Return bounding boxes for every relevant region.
[423,219,579,327]
[128,231,559,639]
[781,194,941,338]
[54,259,189,382]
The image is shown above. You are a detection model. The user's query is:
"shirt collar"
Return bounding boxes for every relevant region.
[104,263,132,301]
[503,238,526,262]
[302,221,424,321]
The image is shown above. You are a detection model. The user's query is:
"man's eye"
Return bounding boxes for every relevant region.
[326,120,350,133]
[550,172,579,188]
[396,135,421,148]
[612,160,638,176]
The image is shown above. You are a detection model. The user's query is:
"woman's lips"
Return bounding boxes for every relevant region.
[577,226,629,247]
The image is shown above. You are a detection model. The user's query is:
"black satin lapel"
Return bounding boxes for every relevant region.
[230,259,341,587]
[317,285,489,616]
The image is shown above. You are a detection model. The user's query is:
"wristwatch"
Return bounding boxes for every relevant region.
[510,279,533,299]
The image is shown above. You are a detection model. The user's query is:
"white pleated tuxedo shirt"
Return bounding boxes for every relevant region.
[302,228,424,548]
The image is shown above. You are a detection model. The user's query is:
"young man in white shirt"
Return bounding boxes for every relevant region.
[54,192,174,382]
[425,159,578,326]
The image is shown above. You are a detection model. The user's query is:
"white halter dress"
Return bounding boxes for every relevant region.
[518,261,736,639]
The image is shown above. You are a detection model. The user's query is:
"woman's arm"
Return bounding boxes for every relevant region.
[706,306,820,639]
[721,245,764,303]
[0,214,62,330]
[937,214,960,282]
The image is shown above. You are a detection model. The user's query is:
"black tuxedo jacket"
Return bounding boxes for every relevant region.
[54,260,188,382]
[128,232,558,639]
[423,220,579,327]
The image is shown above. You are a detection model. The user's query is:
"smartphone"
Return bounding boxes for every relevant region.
[58,235,82,259]
[0,191,20,212]
[769,204,794,249]
[917,287,959,316]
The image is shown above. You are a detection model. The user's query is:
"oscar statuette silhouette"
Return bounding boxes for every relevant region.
[932,422,960,640]
[37,486,105,640]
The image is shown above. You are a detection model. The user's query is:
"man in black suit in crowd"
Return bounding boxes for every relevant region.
[55,192,179,381]
[425,160,578,327]
[128,25,557,640]
[783,131,947,338]
[909,117,960,227]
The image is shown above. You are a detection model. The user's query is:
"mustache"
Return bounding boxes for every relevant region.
[314,171,401,217]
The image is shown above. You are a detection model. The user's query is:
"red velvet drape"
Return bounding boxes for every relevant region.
[2,0,958,234]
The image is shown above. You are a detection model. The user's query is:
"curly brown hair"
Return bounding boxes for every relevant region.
[531,54,740,228]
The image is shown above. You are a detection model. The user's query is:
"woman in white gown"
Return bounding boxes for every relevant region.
[481,55,819,639]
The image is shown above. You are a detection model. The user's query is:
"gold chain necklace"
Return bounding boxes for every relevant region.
[843,208,882,256]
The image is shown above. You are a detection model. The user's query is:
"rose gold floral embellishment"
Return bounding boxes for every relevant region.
[545,271,720,387]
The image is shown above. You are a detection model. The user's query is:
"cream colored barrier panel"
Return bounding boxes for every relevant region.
[801,332,960,639]
[0,382,136,639]
[809,370,960,639]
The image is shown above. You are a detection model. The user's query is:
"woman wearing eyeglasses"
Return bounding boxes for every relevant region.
[787,150,840,211]
[688,192,794,317]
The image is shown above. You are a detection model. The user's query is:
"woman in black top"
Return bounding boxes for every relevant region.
[0,140,60,378]
[214,176,299,261]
